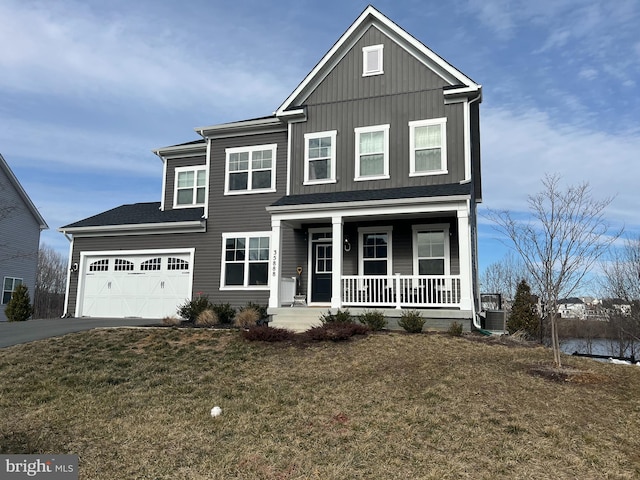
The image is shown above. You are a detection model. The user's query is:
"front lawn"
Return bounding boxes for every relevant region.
[1,328,639,479]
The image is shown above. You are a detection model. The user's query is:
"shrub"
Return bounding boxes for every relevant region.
[162,316,182,326]
[211,303,236,325]
[302,323,369,342]
[196,309,219,327]
[507,280,540,338]
[241,302,268,322]
[5,284,33,322]
[398,310,425,333]
[241,325,296,342]
[359,310,387,331]
[177,295,212,322]
[319,308,354,324]
[234,308,260,328]
[448,321,463,337]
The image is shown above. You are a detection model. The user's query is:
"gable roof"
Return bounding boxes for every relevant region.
[0,153,48,230]
[59,202,204,234]
[276,5,481,116]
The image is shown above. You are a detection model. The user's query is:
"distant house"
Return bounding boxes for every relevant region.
[59,6,483,330]
[558,297,586,320]
[0,154,48,321]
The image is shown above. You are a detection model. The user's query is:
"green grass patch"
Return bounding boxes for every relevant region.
[1,328,639,479]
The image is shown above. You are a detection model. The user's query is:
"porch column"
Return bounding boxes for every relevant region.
[331,215,343,309]
[457,207,473,311]
[268,218,282,309]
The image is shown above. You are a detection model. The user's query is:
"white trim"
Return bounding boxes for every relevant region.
[173,166,207,209]
[358,226,393,276]
[354,124,390,181]
[408,118,448,177]
[286,123,292,196]
[220,232,272,291]
[59,220,205,237]
[63,236,74,316]
[412,224,450,276]
[204,138,212,218]
[275,6,480,116]
[362,44,384,76]
[224,144,277,195]
[304,130,338,185]
[160,159,167,211]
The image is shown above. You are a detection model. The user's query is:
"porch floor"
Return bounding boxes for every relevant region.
[268,307,473,333]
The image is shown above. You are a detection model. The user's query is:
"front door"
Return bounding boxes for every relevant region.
[311,242,332,303]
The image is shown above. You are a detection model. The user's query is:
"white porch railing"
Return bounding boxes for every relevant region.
[342,274,462,309]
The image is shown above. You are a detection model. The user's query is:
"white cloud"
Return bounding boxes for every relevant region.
[480,105,640,232]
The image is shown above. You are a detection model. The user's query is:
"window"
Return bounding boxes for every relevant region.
[114,259,134,271]
[413,225,450,275]
[175,167,206,207]
[141,258,161,271]
[363,44,384,76]
[222,233,270,288]
[409,119,447,176]
[359,227,392,276]
[89,259,109,272]
[354,125,390,181]
[2,277,23,304]
[304,131,337,184]
[225,144,277,194]
[168,257,189,271]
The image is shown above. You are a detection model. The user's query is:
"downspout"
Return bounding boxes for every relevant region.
[466,91,488,333]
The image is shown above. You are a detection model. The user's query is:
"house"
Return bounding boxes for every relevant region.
[59,6,483,331]
[558,297,587,320]
[0,153,49,321]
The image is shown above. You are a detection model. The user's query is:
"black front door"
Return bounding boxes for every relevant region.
[311,242,332,303]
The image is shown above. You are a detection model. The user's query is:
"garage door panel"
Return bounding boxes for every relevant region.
[80,252,192,318]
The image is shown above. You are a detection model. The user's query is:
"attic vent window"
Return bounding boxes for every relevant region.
[363,44,384,76]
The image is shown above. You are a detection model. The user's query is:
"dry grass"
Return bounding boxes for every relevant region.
[1,329,640,479]
[195,309,219,327]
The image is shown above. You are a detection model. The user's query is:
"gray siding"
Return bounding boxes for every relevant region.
[0,169,41,321]
[289,25,466,195]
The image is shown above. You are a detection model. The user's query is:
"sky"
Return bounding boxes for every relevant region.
[1,0,639,281]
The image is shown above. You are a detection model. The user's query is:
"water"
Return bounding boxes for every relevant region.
[561,338,638,359]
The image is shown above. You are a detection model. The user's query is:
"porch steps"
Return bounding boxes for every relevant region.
[268,307,325,332]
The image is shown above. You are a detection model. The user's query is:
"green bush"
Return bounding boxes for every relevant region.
[319,308,354,324]
[448,321,463,337]
[398,310,425,333]
[507,280,540,338]
[177,295,212,322]
[359,310,387,331]
[211,303,236,325]
[5,284,33,322]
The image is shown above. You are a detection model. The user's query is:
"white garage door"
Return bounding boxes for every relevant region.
[79,251,193,318]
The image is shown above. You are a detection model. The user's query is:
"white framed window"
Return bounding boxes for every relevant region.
[2,277,23,305]
[221,232,271,289]
[304,130,337,184]
[114,259,134,271]
[354,124,390,181]
[174,167,206,207]
[363,44,384,76]
[89,259,109,272]
[412,224,450,275]
[168,257,189,271]
[225,144,277,194]
[359,227,393,276]
[409,118,447,176]
[141,258,161,271]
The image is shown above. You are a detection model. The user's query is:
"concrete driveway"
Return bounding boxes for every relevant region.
[0,317,163,348]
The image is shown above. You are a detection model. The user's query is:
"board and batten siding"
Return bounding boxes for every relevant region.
[289,25,466,196]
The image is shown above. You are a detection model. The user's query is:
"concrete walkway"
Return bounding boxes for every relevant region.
[0,317,163,348]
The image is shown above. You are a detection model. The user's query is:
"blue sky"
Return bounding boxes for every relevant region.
[1,0,639,277]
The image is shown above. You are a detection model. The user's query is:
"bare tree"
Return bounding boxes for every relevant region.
[481,251,531,303]
[33,244,68,319]
[600,236,640,356]
[488,173,621,367]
